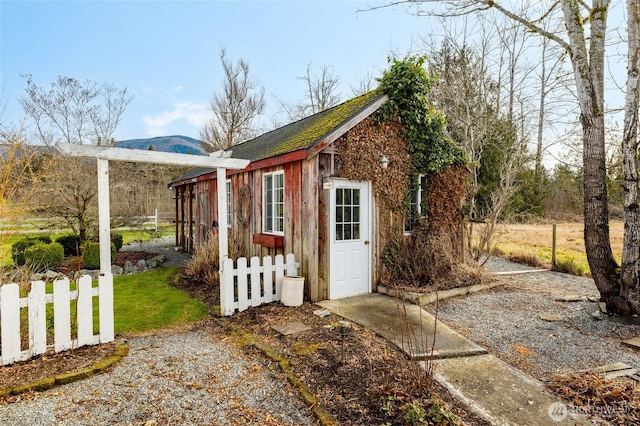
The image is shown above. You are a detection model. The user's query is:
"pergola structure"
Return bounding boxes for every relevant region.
[57,144,249,336]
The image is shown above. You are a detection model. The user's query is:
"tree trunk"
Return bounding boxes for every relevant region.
[621,0,640,315]
[582,112,620,307]
[560,0,620,310]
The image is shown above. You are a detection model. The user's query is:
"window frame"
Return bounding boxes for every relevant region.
[404,174,427,234]
[263,170,285,235]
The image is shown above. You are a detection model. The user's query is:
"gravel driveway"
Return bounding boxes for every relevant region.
[120,235,191,268]
[428,258,640,380]
[0,324,315,426]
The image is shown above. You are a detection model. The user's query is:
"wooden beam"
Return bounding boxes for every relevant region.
[57,144,250,169]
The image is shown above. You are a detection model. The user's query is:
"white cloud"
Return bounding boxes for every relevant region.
[142,101,208,136]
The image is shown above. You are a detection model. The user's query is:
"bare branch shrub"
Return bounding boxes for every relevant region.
[184,229,245,287]
[184,230,220,286]
[473,147,523,265]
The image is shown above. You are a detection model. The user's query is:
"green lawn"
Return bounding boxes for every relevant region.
[113,268,208,334]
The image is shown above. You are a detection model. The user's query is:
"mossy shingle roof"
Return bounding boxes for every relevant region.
[169,90,385,185]
[229,90,384,162]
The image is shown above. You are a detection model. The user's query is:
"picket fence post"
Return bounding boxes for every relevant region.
[54,278,72,352]
[28,281,47,356]
[263,256,274,303]
[221,258,235,316]
[77,275,94,346]
[1,284,21,365]
[250,256,261,307]
[274,254,284,301]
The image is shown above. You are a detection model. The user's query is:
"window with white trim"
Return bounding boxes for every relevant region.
[226,180,232,228]
[405,174,428,233]
[263,171,284,234]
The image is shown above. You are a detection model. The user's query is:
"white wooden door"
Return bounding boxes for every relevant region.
[329,179,371,299]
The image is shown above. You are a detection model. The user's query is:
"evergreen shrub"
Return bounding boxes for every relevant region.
[24,242,64,272]
[55,234,82,257]
[11,236,52,265]
[82,241,116,269]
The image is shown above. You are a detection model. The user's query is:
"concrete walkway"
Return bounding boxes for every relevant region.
[318,294,590,426]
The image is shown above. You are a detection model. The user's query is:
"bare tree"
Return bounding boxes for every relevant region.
[91,82,132,146]
[350,70,378,96]
[274,63,342,124]
[299,63,341,115]
[21,75,131,146]
[21,75,132,241]
[379,0,637,313]
[475,146,524,264]
[200,48,265,152]
[428,36,494,220]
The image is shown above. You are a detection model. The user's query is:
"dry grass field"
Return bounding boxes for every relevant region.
[478,220,624,276]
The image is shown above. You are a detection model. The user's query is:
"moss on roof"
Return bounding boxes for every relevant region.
[169,90,386,185]
[230,90,384,162]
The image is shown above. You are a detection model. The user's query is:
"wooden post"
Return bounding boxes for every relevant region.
[552,224,557,269]
[460,219,465,263]
[217,167,228,269]
[174,189,179,247]
[97,158,111,274]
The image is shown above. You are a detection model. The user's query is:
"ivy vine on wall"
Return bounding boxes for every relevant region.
[376,55,465,178]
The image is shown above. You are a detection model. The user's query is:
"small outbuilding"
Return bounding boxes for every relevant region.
[170,83,465,302]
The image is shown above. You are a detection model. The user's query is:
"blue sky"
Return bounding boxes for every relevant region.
[1,1,430,141]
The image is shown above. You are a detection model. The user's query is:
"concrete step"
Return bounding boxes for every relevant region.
[318,294,487,360]
[431,354,591,425]
[319,293,593,425]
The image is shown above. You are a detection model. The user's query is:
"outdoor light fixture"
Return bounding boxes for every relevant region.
[380,155,389,169]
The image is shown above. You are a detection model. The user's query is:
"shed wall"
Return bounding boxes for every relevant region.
[182,158,324,301]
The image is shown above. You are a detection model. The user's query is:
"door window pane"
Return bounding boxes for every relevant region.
[335,188,361,241]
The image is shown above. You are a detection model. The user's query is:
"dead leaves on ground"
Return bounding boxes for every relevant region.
[548,372,640,424]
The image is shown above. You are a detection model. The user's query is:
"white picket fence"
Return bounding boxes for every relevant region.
[220,253,299,316]
[0,274,114,366]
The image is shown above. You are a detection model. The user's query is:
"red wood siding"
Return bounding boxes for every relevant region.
[174,158,325,300]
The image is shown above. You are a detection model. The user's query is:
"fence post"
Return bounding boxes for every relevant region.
[286,253,297,276]
[275,255,284,301]
[552,224,557,270]
[237,257,249,312]
[28,281,47,356]
[77,275,94,346]
[250,256,261,307]
[54,278,72,352]
[99,273,114,343]
[155,208,159,232]
[1,284,21,365]
[263,256,274,303]
[221,258,235,316]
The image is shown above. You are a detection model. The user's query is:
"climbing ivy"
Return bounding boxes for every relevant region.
[377,56,465,176]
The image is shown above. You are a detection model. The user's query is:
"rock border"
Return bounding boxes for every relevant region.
[249,338,336,425]
[219,319,336,426]
[0,342,129,398]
